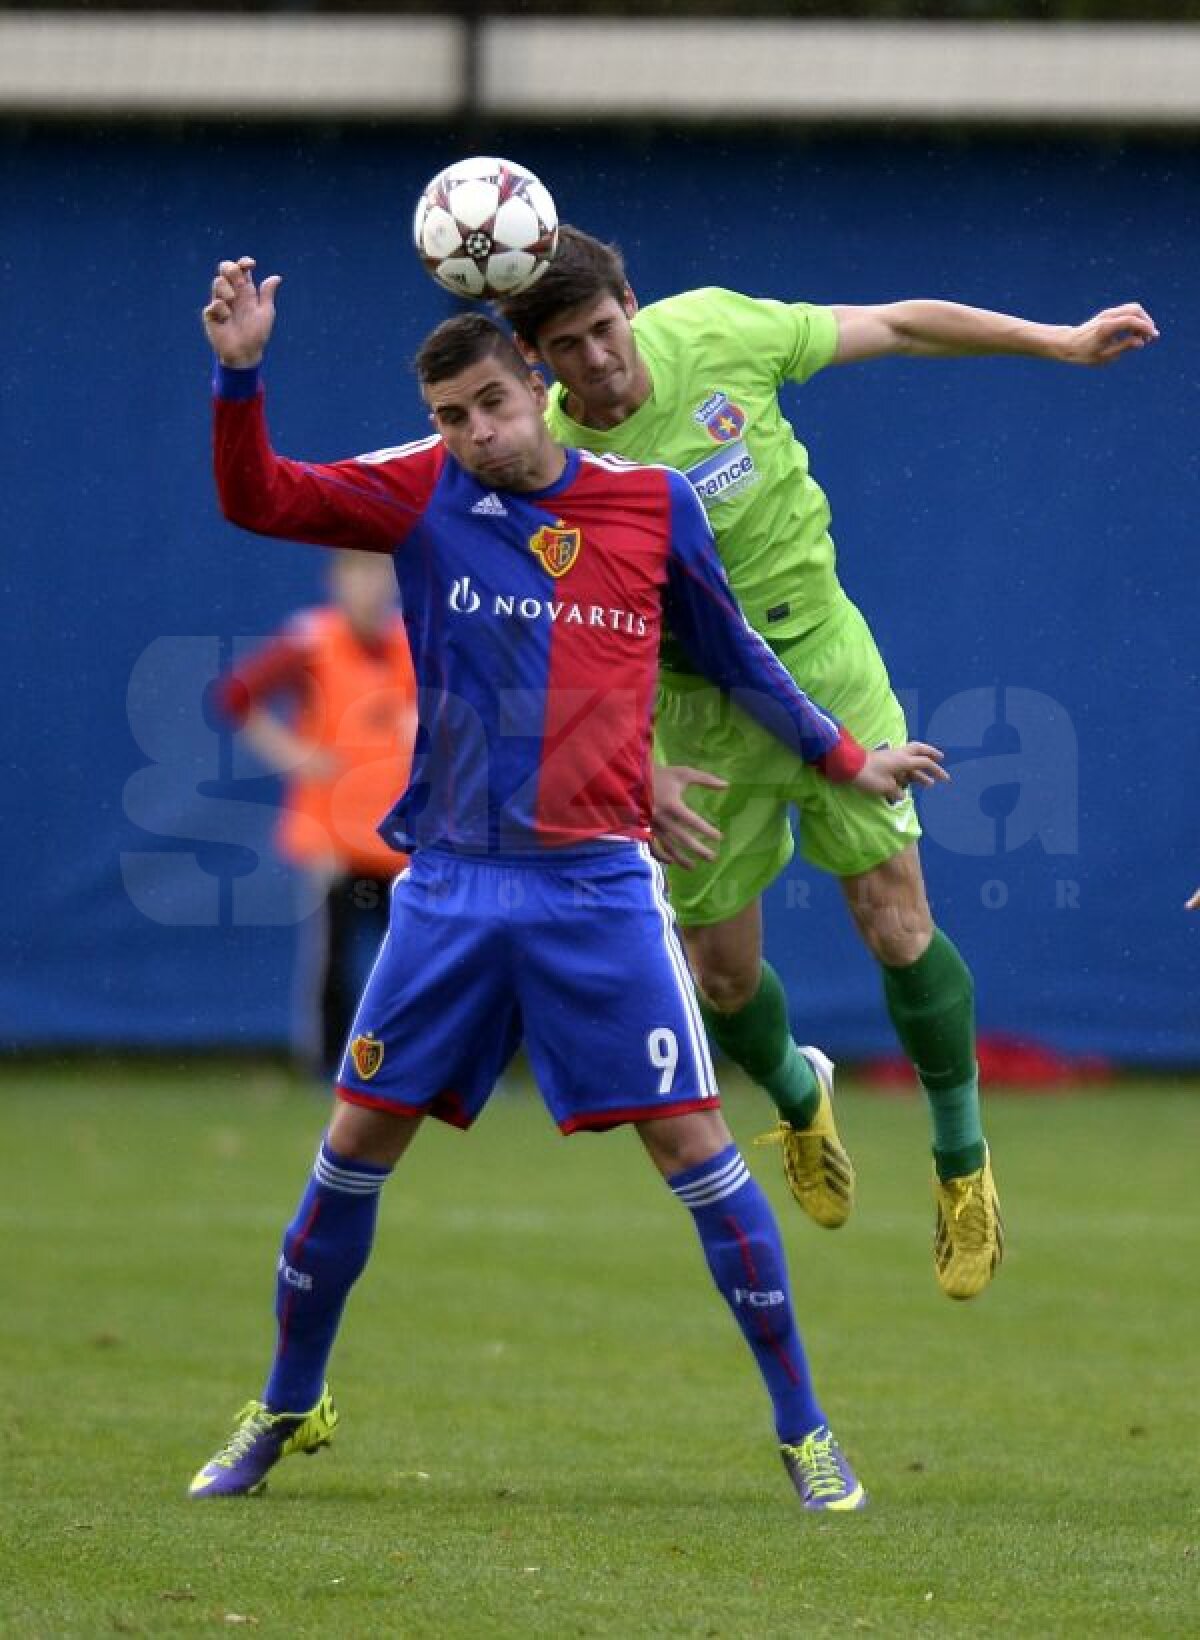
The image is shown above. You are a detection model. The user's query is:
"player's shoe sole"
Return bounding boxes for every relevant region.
[188,1384,338,1498]
[780,1424,867,1512]
[933,1146,1004,1300]
[757,1047,855,1228]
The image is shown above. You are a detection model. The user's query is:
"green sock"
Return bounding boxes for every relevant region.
[880,928,986,1180]
[697,963,820,1128]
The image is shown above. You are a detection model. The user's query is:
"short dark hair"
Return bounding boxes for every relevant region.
[415,312,529,387]
[497,225,628,349]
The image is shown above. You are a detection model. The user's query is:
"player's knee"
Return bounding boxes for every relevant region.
[680,905,764,1013]
[327,1100,419,1167]
[697,970,758,1012]
[687,943,761,1011]
[640,1107,732,1177]
[842,845,935,967]
[850,897,933,967]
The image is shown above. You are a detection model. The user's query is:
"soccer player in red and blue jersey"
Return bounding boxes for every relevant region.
[188,256,946,1511]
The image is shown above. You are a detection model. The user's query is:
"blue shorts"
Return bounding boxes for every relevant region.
[335,842,719,1133]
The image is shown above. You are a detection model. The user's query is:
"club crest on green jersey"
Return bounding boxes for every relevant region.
[693,391,746,444]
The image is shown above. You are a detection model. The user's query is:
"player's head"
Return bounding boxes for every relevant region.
[329,548,396,637]
[498,226,631,349]
[416,312,560,492]
[416,309,531,390]
[497,226,646,421]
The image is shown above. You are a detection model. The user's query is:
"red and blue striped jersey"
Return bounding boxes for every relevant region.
[213,365,864,854]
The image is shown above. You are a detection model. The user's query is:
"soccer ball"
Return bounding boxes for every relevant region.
[413,156,558,300]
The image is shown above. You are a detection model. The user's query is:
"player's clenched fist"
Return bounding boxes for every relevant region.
[202,255,282,369]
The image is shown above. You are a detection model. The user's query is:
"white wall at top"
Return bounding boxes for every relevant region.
[0,12,1198,126]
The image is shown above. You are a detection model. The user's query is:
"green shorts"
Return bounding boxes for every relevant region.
[655,595,920,927]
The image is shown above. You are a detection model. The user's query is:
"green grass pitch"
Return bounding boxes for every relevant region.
[3,1060,1197,1637]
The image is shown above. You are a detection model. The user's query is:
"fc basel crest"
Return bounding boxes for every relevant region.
[350,1032,384,1080]
[693,391,746,445]
[529,519,582,578]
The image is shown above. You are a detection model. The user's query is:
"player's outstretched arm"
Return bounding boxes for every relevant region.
[202,256,282,367]
[1186,888,1200,911]
[831,299,1158,367]
[851,742,948,801]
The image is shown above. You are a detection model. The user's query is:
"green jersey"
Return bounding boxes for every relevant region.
[544,287,842,656]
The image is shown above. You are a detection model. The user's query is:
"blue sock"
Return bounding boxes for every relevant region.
[669,1144,825,1444]
[263,1138,390,1412]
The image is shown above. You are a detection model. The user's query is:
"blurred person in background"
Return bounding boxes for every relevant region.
[215,549,416,1077]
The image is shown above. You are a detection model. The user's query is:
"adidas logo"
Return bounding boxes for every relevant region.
[470,492,507,517]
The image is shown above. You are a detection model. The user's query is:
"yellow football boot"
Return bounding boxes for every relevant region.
[757,1047,855,1228]
[933,1147,1004,1300]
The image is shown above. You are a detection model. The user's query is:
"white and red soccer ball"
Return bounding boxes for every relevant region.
[413,156,558,300]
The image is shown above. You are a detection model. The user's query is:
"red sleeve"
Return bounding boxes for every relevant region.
[815,729,868,783]
[214,621,315,724]
[212,366,445,552]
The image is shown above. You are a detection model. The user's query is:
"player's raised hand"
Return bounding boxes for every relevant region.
[1062,302,1159,365]
[202,256,282,368]
[650,763,728,870]
[852,742,948,802]
[1186,887,1200,911]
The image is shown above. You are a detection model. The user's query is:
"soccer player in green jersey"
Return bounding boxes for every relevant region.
[500,229,1158,1299]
